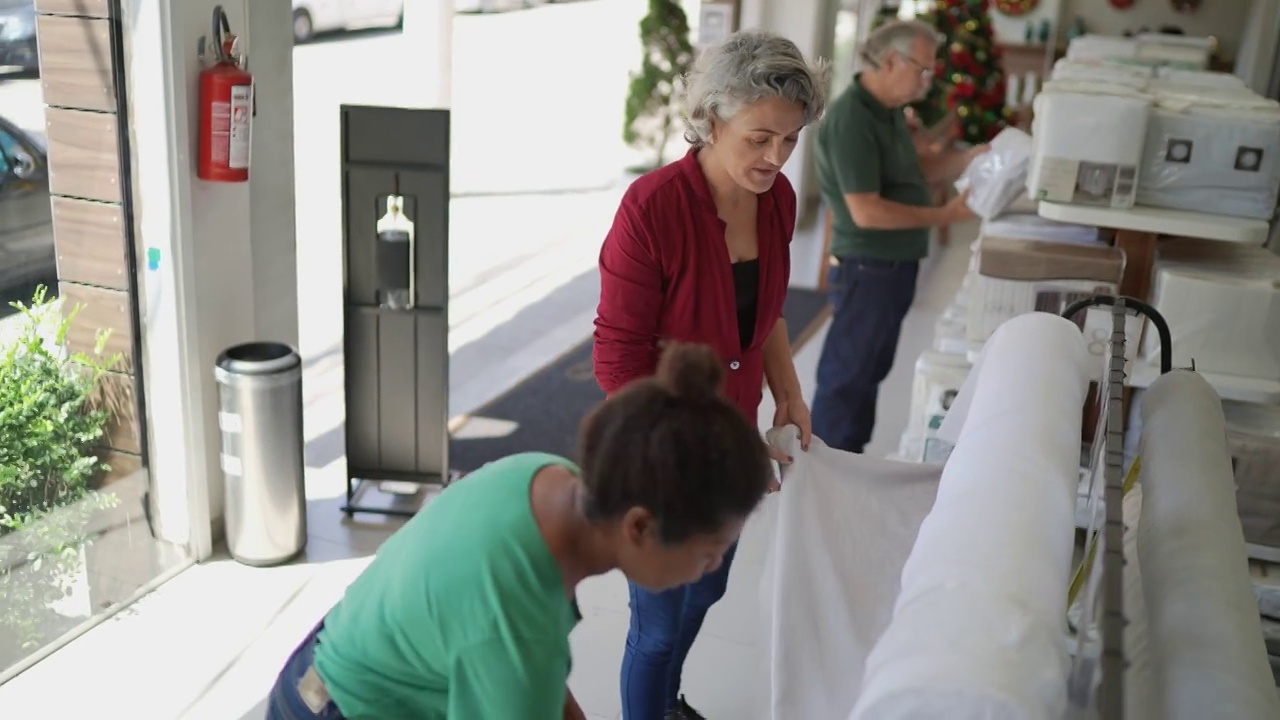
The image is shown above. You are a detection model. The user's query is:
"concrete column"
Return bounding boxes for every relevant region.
[124,0,301,556]
[401,0,454,108]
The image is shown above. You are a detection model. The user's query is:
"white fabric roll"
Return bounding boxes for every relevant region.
[1122,486,1158,720]
[852,313,1093,720]
[1136,371,1280,720]
[761,428,941,720]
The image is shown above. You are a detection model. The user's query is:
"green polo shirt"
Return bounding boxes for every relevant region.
[815,75,932,262]
[313,452,581,719]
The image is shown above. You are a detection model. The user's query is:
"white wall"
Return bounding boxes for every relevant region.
[990,0,1249,61]
[990,0,1063,46]
[124,0,300,557]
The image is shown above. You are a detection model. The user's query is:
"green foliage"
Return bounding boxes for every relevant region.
[623,0,694,171]
[0,286,120,655]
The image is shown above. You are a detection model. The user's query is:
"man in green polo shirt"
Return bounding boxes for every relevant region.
[812,19,986,454]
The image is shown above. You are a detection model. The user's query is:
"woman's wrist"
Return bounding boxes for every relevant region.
[770,382,801,404]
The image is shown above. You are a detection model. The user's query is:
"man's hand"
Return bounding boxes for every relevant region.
[966,143,992,164]
[942,189,977,225]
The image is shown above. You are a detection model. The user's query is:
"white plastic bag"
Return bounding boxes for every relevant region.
[954,127,1033,220]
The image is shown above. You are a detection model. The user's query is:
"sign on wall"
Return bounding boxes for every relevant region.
[698,1,737,48]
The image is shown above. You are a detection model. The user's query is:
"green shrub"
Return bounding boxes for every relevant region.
[0,286,120,654]
[623,0,695,171]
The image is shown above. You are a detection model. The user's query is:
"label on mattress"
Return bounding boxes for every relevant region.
[1034,157,1139,208]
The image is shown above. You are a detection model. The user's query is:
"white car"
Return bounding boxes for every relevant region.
[454,0,547,12]
[291,0,405,43]
[291,0,555,42]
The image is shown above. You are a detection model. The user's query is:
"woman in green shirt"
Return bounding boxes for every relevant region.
[266,343,774,720]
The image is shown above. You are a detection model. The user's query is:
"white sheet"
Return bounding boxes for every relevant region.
[761,428,941,720]
[854,313,1092,720]
[1137,371,1280,720]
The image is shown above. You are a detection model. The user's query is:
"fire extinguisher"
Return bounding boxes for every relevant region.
[197,6,252,182]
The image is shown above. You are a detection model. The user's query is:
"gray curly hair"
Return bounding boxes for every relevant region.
[682,31,832,147]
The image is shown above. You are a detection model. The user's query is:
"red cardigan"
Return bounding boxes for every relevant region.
[592,149,796,418]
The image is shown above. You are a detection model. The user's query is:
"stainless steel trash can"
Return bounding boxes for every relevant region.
[215,341,306,566]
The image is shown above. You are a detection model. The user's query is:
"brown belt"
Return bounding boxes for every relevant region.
[298,665,333,714]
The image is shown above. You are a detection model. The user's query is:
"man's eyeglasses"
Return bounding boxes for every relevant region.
[901,55,936,82]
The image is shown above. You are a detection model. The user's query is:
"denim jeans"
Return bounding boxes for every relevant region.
[619,543,738,719]
[267,621,346,720]
[811,257,919,454]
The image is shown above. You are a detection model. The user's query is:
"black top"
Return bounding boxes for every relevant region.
[732,259,760,351]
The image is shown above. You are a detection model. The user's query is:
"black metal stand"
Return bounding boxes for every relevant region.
[1061,295,1177,719]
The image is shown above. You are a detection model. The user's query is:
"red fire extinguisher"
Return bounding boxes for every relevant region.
[197,6,252,182]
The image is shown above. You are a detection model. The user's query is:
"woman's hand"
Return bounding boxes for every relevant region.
[564,690,587,720]
[772,395,812,452]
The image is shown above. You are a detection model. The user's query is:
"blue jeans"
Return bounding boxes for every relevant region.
[267,621,346,720]
[620,543,738,719]
[811,257,919,454]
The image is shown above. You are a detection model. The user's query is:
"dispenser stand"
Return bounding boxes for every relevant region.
[338,105,450,518]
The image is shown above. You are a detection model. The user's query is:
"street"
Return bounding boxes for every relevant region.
[0,0,669,414]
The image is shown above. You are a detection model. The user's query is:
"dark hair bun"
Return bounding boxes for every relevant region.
[656,343,724,403]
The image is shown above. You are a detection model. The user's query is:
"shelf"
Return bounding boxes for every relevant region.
[1127,362,1280,404]
[1038,202,1271,246]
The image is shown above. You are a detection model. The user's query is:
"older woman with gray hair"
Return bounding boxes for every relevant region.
[592,30,829,720]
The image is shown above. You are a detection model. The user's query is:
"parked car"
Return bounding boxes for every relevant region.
[291,0,405,43]
[0,0,38,74]
[289,0,563,43]
[0,115,55,305]
[455,0,549,13]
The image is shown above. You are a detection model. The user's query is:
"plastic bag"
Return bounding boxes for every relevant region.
[954,127,1033,220]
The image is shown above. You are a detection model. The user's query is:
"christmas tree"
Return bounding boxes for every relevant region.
[917,0,1015,144]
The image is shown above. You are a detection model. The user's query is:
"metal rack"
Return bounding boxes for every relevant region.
[1060,296,1175,720]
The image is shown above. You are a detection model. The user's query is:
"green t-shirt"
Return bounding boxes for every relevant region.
[313,452,581,719]
[815,75,932,262]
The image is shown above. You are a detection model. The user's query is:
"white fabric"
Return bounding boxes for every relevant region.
[1122,486,1159,720]
[760,429,941,720]
[853,314,1093,720]
[954,128,1033,220]
[1136,372,1280,720]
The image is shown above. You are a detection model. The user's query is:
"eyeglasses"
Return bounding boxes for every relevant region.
[900,55,935,82]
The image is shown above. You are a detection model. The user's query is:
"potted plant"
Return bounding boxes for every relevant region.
[623,0,695,173]
[0,286,120,663]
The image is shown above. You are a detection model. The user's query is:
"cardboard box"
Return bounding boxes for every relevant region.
[1029,91,1151,209]
[1141,238,1280,380]
[1223,401,1280,551]
[1137,90,1280,220]
[899,351,971,464]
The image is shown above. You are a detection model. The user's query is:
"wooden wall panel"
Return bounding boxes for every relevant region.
[36,16,116,112]
[59,281,133,373]
[38,0,142,463]
[52,197,128,289]
[96,450,142,490]
[34,0,112,18]
[45,108,121,203]
[96,371,139,455]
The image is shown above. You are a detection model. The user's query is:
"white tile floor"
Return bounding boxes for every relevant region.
[0,223,977,718]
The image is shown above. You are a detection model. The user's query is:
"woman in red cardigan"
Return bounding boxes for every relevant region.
[593,31,830,720]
